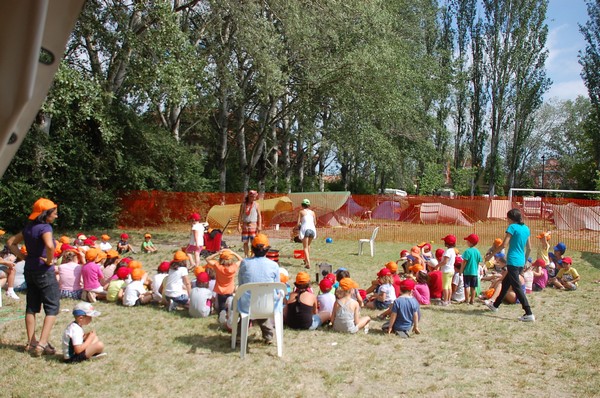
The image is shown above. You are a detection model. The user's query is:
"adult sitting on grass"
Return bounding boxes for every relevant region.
[284,272,328,330]
[236,233,281,344]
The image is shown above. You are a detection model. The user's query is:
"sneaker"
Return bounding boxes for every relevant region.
[518,314,535,322]
[168,299,177,312]
[6,290,20,300]
[364,326,370,335]
[91,352,108,359]
[484,300,498,312]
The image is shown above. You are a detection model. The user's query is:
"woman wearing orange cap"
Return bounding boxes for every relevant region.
[284,272,328,330]
[7,198,60,356]
[238,190,262,258]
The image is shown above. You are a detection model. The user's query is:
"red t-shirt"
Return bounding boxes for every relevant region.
[392,274,402,298]
[427,270,443,299]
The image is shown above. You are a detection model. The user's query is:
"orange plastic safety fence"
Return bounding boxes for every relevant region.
[118,192,600,253]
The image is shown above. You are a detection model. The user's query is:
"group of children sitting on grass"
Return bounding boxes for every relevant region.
[0,227,582,362]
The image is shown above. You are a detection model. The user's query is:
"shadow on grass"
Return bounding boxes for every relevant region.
[175,333,235,354]
[581,252,600,271]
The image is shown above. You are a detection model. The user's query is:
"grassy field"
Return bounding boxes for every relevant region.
[1,231,600,397]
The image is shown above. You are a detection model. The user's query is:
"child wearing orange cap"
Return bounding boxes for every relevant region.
[331,278,371,333]
[284,272,327,330]
[81,249,107,303]
[123,268,153,306]
[384,279,420,338]
[141,233,157,253]
[161,251,192,312]
[99,235,112,252]
[484,238,505,269]
[205,249,243,313]
[365,268,396,310]
[536,231,551,266]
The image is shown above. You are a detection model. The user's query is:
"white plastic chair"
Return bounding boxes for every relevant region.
[358,227,379,257]
[230,282,286,358]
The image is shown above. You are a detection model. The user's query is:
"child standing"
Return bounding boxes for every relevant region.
[461,233,483,305]
[331,278,371,333]
[189,272,213,318]
[439,235,457,306]
[536,232,551,265]
[451,261,465,303]
[61,302,105,363]
[205,249,242,312]
[383,279,420,338]
[122,268,153,306]
[141,233,158,253]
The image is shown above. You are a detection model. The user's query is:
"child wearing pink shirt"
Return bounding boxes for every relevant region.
[57,250,83,299]
[81,248,107,303]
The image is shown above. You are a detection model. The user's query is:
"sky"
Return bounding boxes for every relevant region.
[545,0,591,101]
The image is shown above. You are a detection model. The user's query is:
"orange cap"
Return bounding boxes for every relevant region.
[410,246,421,256]
[144,233,152,239]
[339,278,359,290]
[295,272,310,285]
[59,236,70,244]
[131,268,144,281]
[28,198,57,220]
[96,251,107,261]
[385,261,398,273]
[106,250,120,259]
[128,260,143,269]
[219,249,235,261]
[493,238,503,247]
[101,234,110,241]
[536,232,551,241]
[173,250,188,262]
[0,230,5,236]
[193,265,206,277]
[409,263,424,273]
[252,234,270,248]
[85,248,99,262]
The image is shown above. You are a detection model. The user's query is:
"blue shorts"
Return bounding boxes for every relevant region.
[303,229,316,239]
[167,294,189,305]
[309,314,322,330]
[463,275,478,288]
[375,300,390,310]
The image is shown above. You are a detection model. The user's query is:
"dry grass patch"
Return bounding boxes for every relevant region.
[1,233,600,397]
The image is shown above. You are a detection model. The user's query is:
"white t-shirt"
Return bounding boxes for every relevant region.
[189,223,205,246]
[123,280,146,306]
[62,322,84,360]
[378,283,396,305]
[152,273,168,302]
[189,287,212,318]
[99,242,112,251]
[451,273,465,302]
[164,267,189,298]
[442,248,456,273]
[317,292,336,314]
